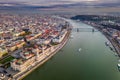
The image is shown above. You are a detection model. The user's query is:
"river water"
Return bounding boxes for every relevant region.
[24,19,120,80]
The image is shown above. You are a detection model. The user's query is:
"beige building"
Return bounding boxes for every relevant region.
[11,45,56,72]
[11,56,35,71]
[0,48,8,58]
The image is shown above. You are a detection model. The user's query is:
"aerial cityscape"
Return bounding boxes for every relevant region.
[0,0,120,80]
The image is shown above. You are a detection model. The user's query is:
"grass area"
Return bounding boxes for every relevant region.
[0,56,15,64]
[3,63,11,69]
[51,42,59,45]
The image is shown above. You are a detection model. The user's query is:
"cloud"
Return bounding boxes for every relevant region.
[0,0,119,6]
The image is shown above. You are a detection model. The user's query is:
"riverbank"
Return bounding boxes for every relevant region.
[82,21,120,57]
[12,29,71,80]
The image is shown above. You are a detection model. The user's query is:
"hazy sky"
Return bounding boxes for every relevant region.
[0,0,119,6]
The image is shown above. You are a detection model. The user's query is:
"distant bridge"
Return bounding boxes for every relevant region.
[72,28,98,32]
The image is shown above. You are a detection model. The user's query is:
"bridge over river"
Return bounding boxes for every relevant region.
[72,28,98,32]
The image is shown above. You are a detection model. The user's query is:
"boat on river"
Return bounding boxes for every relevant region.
[78,48,82,52]
[117,62,120,71]
[105,41,109,46]
[70,35,73,39]
[105,41,116,52]
[117,64,120,68]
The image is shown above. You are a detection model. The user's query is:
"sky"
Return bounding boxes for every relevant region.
[0,0,120,14]
[0,0,119,6]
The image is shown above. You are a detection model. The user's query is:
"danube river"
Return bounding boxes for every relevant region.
[24,19,120,80]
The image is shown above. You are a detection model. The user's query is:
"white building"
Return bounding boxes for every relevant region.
[52,30,67,43]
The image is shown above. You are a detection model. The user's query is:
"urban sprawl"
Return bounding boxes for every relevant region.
[0,14,70,80]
